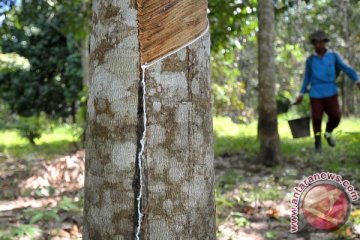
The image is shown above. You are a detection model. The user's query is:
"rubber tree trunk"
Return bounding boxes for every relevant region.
[257,0,281,166]
[83,1,215,239]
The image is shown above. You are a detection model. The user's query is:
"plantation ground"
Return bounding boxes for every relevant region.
[1,117,360,239]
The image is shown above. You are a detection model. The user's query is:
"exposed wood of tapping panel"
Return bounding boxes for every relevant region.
[137,0,208,65]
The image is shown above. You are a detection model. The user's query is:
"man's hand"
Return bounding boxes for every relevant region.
[295,95,304,105]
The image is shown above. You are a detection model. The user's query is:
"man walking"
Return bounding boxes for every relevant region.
[296,30,360,152]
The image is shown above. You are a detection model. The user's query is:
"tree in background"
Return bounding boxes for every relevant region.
[339,0,356,116]
[13,0,91,86]
[0,0,91,123]
[208,0,360,122]
[208,0,258,122]
[0,1,87,143]
[84,0,215,239]
[0,6,82,120]
[257,0,281,165]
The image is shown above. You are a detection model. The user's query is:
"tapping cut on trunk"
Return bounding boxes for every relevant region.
[137,0,208,65]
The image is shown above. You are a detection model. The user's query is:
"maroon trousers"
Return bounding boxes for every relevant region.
[310,94,341,134]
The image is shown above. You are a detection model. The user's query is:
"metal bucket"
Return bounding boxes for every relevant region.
[288,116,311,139]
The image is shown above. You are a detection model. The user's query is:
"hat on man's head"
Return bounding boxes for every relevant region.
[310,30,330,43]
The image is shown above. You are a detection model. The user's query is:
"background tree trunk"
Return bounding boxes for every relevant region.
[83,1,215,239]
[257,0,281,166]
[80,0,90,87]
[80,35,90,87]
[339,0,355,116]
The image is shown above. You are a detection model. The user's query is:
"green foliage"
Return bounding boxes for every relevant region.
[234,181,281,203]
[282,94,311,119]
[15,113,48,144]
[23,209,60,224]
[218,170,243,191]
[212,51,249,121]
[57,0,91,41]
[276,91,292,114]
[0,103,16,129]
[75,87,88,128]
[215,187,235,208]
[0,52,30,73]
[213,82,245,115]
[265,230,278,239]
[0,2,83,119]
[208,0,258,52]
[0,198,84,239]
[10,224,42,239]
[33,186,56,198]
[256,188,281,201]
[231,212,249,227]
[215,186,235,224]
[209,1,259,120]
[276,43,306,107]
[57,197,82,213]
[208,0,311,52]
[208,1,316,120]
[209,0,360,120]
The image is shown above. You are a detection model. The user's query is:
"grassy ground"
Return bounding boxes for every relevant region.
[214,116,360,167]
[2,116,359,162]
[214,116,360,239]
[0,117,360,239]
[214,116,360,190]
[0,124,82,161]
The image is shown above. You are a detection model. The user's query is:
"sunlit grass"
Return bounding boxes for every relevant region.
[213,116,259,156]
[1,116,359,165]
[214,115,360,155]
[0,124,82,160]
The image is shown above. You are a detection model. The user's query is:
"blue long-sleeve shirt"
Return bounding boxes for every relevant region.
[300,50,360,99]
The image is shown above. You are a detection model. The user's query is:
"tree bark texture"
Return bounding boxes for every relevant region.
[257,0,281,165]
[83,1,215,239]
